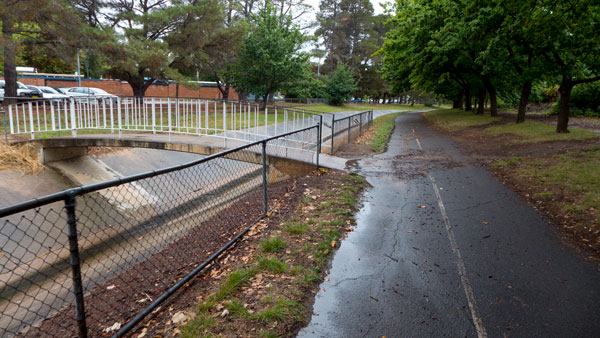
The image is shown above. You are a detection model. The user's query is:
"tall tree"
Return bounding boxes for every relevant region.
[526,0,600,133]
[316,0,374,75]
[1,0,88,103]
[232,1,308,108]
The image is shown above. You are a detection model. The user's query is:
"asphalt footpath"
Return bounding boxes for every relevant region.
[298,111,600,338]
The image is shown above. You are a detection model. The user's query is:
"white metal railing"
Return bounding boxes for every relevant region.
[2,97,324,147]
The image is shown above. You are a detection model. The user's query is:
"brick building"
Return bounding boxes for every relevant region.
[2,74,238,99]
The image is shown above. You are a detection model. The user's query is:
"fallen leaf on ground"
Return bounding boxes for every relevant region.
[370,296,379,302]
[136,328,147,338]
[331,240,336,247]
[482,221,489,224]
[103,322,121,333]
[171,311,191,324]
[106,285,116,290]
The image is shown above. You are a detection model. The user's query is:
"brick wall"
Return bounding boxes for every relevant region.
[2,76,238,100]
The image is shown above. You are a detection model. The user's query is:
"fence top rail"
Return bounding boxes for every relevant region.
[333,110,373,122]
[0,124,319,218]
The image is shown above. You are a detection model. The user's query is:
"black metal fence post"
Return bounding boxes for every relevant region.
[261,141,268,214]
[330,114,335,154]
[347,116,351,144]
[316,116,322,169]
[65,191,88,338]
[359,113,363,136]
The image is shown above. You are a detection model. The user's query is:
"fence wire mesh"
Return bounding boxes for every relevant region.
[0,125,318,337]
[328,111,373,154]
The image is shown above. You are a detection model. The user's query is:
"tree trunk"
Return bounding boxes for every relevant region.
[482,75,498,116]
[131,82,146,98]
[382,92,387,104]
[465,87,472,111]
[260,94,268,110]
[2,15,17,105]
[477,88,485,115]
[452,91,464,109]
[516,80,532,123]
[556,77,573,133]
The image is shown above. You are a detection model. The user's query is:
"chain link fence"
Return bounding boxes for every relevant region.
[0,125,320,337]
[326,111,373,154]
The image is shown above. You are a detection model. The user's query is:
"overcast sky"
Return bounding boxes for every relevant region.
[301,0,392,57]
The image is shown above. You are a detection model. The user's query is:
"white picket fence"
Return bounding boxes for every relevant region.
[4,97,324,145]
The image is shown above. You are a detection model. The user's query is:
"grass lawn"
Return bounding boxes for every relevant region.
[486,120,599,143]
[286,103,448,113]
[423,109,501,130]
[501,147,600,229]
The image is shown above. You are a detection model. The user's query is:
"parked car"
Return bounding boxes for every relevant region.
[27,85,69,104]
[54,87,69,94]
[62,87,119,105]
[0,80,35,102]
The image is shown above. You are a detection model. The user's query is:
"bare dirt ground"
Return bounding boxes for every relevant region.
[423,115,600,260]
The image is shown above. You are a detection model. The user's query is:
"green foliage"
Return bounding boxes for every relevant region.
[283,74,327,99]
[233,3,309,102]
[569,82,600,117]
[325,64,357,105]
[260,235,287,253]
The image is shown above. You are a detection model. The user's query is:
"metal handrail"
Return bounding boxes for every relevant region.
[0,124,318,218]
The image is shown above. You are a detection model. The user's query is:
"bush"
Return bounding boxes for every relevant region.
[325,64,357,106]
[570,82,600,117]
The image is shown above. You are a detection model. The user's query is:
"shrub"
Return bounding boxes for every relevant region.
[325,64,357,106]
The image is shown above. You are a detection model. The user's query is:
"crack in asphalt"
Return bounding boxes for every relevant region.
[329,273,379,288]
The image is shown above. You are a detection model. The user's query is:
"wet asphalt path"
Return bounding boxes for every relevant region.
[299,112,600,337]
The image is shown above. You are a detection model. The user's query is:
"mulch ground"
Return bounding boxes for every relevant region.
[26,169,361,337]
[25,177,301,337]
[423,114,600,260]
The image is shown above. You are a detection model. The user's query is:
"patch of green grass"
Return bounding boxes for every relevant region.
[493,156,523,168]
[520,146,600,225]
[345,172,366,184]
[258,256,288,274]
[226,300,250,317]
[215,267,258,300]
[253,298,304,323]
[284,221,310,235]
[486,120,599,143]
[366,112,403,152]
[260,235,287,253]
[181,267,257,337]
[424,109,501,130]
[260,330,278,338]
[179,312,216,338]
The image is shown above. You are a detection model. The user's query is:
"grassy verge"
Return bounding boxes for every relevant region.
[496,147,600,227]
[359,112,403,152]
[423,109,500,130]
[178,171,368,337]
[486,120,599,143]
